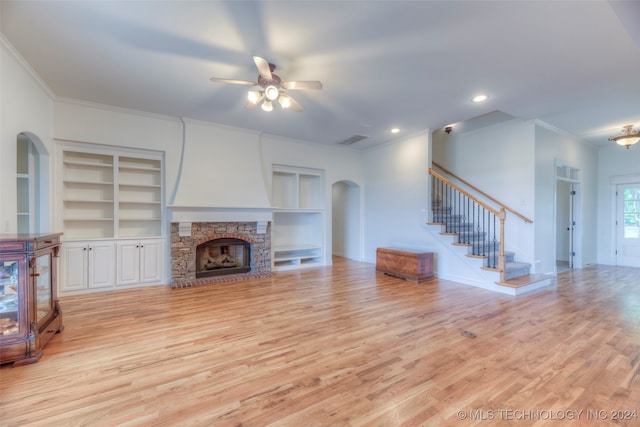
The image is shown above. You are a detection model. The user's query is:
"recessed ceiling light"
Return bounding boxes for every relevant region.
[390,128,400,134]
[472,94,489,103]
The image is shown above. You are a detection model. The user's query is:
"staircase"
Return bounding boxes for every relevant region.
[431,199,530,278]
[429,164,553,295]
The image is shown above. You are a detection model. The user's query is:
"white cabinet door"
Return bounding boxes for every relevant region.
[61,240,114,291]
[140,239,163,284]
[61,242,89,292]
[88,241,115,289]
[116,239,163,286]
[116,241,141,286]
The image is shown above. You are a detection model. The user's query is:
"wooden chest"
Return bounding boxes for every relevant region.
[376,247,434,283]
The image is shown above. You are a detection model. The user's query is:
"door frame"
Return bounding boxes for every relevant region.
[611,174,640,266]
[331,180,363,261]
[555,160,582,271]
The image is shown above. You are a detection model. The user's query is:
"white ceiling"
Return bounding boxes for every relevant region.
[2,0,639,150]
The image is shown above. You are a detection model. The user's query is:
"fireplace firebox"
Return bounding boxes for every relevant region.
[196,238,250,278]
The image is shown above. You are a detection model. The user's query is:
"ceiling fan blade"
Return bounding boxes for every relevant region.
[282,93,304,112]
[210,77,257,86]
[281,81,323,90]
[253,56,273,81]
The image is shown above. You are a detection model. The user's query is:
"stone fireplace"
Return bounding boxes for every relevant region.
[196,237,250,278]
[171,221,271,287]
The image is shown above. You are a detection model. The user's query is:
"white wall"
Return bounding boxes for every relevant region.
[596,143,640,265]
[260,134,365,263]
[362,131,431,263]
[432,119,536,267]
[53,100,183,202]
[171,119,270,209]
[1,39,55,233]
[432,118,600,276]
[52,100,366,265]
[534,122,598,273]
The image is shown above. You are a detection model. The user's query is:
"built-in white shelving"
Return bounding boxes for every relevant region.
[59,148,164,240]
[271,165,325,271]
[57,141,165,294]
[62,150,115,239]
[118,156,162,238]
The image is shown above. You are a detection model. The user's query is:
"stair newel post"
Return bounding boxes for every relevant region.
[498,208,507,282]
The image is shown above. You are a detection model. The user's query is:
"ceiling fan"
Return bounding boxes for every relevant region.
[210,56,322,112]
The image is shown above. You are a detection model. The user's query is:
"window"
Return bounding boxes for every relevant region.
[623,186,640,239]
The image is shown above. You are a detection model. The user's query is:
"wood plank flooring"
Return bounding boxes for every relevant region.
[1,258,639,426]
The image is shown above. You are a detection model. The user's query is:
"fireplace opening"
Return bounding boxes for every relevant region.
[196,238,251,278]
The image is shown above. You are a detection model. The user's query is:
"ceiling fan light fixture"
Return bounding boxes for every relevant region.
[609,125,640,149]
[472,94,489,103]
[278,94,290,109]
[210,56,321,113]
[265,85,279,101]
[261,100,273,112]
[247,90,262,105]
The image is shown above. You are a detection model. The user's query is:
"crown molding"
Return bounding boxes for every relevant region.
[531,118,599,149]
[1,33,56,99]
[54,97,181,123]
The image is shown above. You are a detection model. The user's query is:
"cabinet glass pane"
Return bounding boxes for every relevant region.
[0,260,20,336]
[35,255,52,323]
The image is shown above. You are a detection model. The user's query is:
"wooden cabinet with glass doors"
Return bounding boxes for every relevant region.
[0,233,63,366]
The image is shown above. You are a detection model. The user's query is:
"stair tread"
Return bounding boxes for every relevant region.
[496,274,553,288]
[466,250,515,259]
[431,205,532,287]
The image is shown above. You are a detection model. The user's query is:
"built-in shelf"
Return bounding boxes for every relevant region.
[274,245,323,270]
[16,139,35,233]
[56,142,166,295]
[58,144,164,241]
[271,165,325,271]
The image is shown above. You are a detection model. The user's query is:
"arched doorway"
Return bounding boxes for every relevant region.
[331,180,361,261]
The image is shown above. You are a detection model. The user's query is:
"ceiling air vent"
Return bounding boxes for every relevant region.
[337,135,368,145]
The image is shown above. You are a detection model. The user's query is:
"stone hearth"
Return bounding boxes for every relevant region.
[171,221,271,288]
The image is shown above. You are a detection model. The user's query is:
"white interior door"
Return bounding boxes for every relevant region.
[616,183,640,267]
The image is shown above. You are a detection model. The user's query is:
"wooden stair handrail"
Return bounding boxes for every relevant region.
[429,169,502,217]
[430,168,508,280]
[432,162,533,224]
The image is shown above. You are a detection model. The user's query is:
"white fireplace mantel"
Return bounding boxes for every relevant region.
[168,205,274,223]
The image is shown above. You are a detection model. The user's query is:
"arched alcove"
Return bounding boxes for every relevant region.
[16,132,51,233]
[331,180,362,261]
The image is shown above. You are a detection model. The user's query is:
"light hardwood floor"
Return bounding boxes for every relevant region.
[1,258,639,426]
